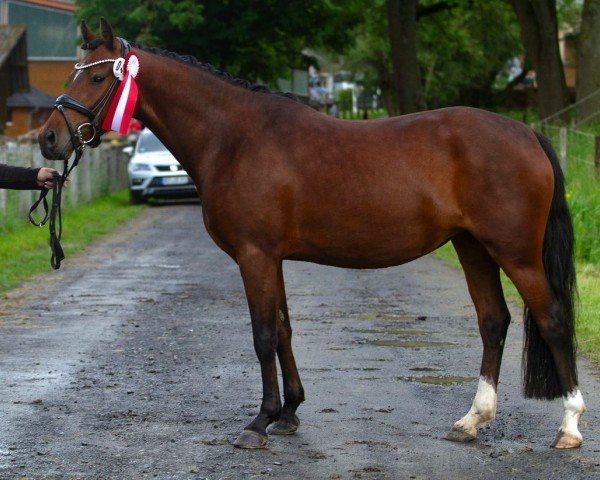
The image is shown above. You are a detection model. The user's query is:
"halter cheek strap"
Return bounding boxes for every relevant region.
[30,38,132,269]
[54,37,132,151]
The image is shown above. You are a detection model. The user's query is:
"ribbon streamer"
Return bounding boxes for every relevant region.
[101,53,139,134]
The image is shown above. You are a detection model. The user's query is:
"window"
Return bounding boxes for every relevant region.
[7,1,77,59]
[137,132,167,153]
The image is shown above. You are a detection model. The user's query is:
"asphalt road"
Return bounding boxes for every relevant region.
[0,203,599,479]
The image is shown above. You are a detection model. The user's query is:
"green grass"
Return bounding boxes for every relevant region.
[573,266,600,365]
[569,173,600,264]
[0,190,144,294]
[337,109,388,120]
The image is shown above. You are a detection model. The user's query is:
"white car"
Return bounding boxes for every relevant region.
[126,129,197,204]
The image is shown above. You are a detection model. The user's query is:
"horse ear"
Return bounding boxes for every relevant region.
[100,17,115,50]
[80,20,96,44]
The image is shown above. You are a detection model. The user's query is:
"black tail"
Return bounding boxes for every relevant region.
[522,132,577,399]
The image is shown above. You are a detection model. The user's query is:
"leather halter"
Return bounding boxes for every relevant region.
[54,37,131,151]
[29,37,132,270]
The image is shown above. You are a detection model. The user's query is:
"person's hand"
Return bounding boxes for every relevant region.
[36,167,71,189]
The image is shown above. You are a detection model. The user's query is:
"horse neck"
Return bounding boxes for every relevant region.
[131,50,254,187]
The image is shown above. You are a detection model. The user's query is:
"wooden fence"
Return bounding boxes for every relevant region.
[0,142,130,227]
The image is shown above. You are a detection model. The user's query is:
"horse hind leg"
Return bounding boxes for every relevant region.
[501,262,585,449]
[269,263,305,435]
[446,233,511,443]
[509,129,584,448]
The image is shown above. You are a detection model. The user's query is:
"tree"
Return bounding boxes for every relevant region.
[576,0,600,122]
[343,1,399,115]
[75,0,357,83]
[417,0,520,108]
[387,0,426,114]
[510,0,570,123]
[344,0,520,114]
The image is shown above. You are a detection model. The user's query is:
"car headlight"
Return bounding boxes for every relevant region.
[131,163,151,171]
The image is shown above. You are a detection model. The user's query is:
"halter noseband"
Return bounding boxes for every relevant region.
[30,38,132,270]
[54,37,131,151]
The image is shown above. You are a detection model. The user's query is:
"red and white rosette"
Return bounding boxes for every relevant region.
[102,52,140,135]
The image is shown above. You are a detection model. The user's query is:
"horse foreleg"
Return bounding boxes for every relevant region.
[233,247,281,449]
[447,234,511,442]
[269,263,305,435]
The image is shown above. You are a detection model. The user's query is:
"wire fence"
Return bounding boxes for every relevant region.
[536,95,600,265]
[538,124,598,175]
[0,142,129,227]
[535,89,600,178]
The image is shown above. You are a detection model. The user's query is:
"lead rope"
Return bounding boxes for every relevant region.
[47,169,64,269]
[29,149,82,269]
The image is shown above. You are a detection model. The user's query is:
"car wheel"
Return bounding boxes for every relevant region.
[129,189,146,205]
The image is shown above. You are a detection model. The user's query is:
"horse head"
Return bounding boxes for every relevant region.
[38,18,124,160]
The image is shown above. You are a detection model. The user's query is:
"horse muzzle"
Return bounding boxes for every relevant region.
[38,127,71,161]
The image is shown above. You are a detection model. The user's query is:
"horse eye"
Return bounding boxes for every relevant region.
[92,74,105,84]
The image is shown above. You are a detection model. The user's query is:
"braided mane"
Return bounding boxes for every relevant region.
[83,39,297,101]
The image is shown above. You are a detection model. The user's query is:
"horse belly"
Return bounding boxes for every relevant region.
[289,204,459,269]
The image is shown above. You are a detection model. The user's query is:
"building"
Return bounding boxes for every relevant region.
[0,24,28,134]
[1,0,77,136]
[6,86,54,137]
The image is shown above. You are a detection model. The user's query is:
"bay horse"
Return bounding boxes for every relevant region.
[38,19,585,450]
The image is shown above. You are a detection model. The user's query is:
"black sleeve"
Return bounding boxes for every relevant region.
[0,164,41,190]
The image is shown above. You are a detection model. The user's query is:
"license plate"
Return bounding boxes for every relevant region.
[161,176,190,186]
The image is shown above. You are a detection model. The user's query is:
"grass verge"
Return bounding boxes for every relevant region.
[434,243,600,367]
[0,190,144,295]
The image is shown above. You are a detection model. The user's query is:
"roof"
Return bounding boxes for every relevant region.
[0,25,29,93]
[21,0,76,12]
[7,87,55,109]
[0,25,26,66]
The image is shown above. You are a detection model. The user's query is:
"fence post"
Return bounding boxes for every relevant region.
[559,127,567,171]
[0,143,7,219]
[0,190,5,219]
[18,144,33,215]
[595,136,600,179]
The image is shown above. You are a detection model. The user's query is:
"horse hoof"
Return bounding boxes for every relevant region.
[446,425,476,443]
[269,415,300,435]
[233,430,268,449]
[552,431,582,449]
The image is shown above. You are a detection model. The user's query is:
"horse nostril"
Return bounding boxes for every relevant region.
[45,129,57,148]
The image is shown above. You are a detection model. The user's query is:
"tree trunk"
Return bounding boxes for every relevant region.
[386,0,426,115]
[381,86,400,117]
[576,0,600,123]
[373,56,400,117]
[510,0,569,123]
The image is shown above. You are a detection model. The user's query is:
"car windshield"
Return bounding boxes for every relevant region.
[137,132,167,153]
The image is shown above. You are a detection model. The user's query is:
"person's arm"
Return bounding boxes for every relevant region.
[0,164,41,190]
[0,165,65,190]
